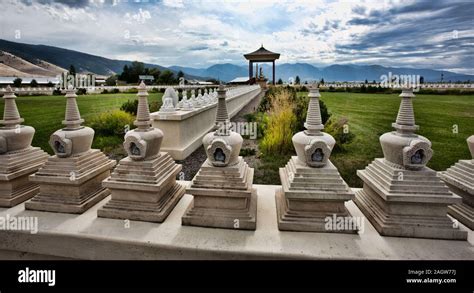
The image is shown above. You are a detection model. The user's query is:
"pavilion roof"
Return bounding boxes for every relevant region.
[244,45,280,61]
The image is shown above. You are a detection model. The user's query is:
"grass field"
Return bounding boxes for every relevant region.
[0,93,163,154]
[303,92,474,187]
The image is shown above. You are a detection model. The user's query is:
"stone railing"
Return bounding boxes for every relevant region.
[86,84,217,94]
[0,85,217,96]
[0,87,55,95]
[151,85,262,160]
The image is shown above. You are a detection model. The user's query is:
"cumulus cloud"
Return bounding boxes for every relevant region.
[0,0,472,74]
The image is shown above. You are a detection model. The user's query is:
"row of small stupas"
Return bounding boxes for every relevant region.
[159,85,260,112]
[0,83,472,240]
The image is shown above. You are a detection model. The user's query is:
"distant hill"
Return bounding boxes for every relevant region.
[0,39,205,80]
[171,63,247,82]
[173,63,474,83]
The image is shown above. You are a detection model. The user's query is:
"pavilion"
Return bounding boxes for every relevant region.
[244,45,280,85]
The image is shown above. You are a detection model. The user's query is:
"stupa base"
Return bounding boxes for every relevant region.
[0,147,49,207]
[25,186,110,214]
[25,149,115,214]
[98,182,186,223]
[355,187,467,240]
[448,203,473,230]
[182,191,257,230]
[440,159,473,230]
[275,189,357,233]
[0,183,39,208]
[182,158,257,230]
[275,157,357,233]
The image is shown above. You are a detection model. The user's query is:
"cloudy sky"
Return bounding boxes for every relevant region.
[0,0,473,74]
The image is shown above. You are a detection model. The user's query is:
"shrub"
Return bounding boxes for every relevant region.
[111,88,120,94]
[259,89,297,157]
[240,148,256,157]
[101,89,109,94]
[92,135,124,153]
[13,78,22,88]
[52,88,62,95]
[126,88,138,94]
[149,100,161,113]
[259,86,296,113]
[30,79,38,87]
[299,85,308,92]
[87,110,135,137]
[325,116,356,152]
[105,75,118,86]
[120,99,139,115]
[76,88,87,95]
[120,99,162,115]
[243,112,268,139]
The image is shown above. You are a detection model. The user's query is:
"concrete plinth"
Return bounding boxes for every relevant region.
[0,184,473,260]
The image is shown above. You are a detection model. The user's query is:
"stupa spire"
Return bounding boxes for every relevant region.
[304,87,324,135]
[214,85,230,135]
[134,81,152,131]
[1,85,24,128]
[392,88,418,135]
[62,85,84,130]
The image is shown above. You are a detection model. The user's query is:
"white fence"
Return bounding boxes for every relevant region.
[0,84,218,96]
[321,83,474,89]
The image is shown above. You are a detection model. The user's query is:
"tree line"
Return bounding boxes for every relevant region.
[105,61,184,86]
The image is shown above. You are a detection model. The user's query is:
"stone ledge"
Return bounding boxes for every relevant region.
[0,183,472,260]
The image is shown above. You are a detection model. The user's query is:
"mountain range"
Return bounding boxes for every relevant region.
[0,39,204,80]
[172,63,473,83]
[1,39,472,83]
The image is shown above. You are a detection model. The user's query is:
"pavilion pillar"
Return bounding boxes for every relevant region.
[248,61,253,81]
[272,60,276,85]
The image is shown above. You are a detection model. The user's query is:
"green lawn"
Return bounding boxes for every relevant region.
[0,93,163,154]
[300,92,474,187]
